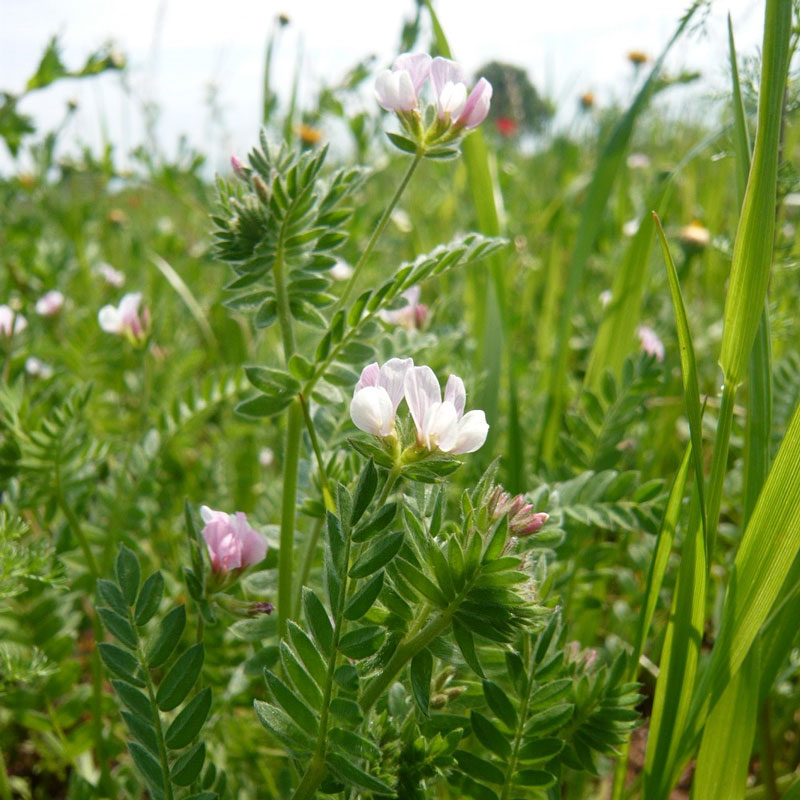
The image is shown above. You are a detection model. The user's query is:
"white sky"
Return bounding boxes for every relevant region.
[0,1,766,173]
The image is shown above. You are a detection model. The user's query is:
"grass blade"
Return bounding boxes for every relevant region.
[719,0,791,387]
[536,3,701,465]
[652,214,706,536]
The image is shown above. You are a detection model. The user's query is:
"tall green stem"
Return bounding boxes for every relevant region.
[0,747,12,800]
[137,638,174,800]
[298,393,335,514]
[273,241,296,362]
[360,595,463,714]
[277,401,303,639]
[705,380,737,566]
[335,152,423,311]
[292,514,357,799]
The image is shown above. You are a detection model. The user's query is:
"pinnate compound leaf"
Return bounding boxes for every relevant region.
[156,644,204,711]
[165,687,212,749]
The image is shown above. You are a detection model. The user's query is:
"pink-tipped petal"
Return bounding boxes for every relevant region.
[404,366,442,437]
[422,401,459,452]
[379,357,414,411]
[393,52,431,92]
[234,512,268,566]
[444,375,466,418]
[431,57,466,98]
[355,362,381,392]
[451,410,489,454]
[350,386,395,436]
[457,77,492,129]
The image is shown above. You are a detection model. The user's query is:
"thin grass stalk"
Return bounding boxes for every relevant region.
[535,4,700,466]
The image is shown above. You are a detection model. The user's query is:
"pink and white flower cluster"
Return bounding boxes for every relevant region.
[375,53,492,131]
[98,292,151,344]
[0,305,27,337]
[350,358,489,455]
[200,505,268,574]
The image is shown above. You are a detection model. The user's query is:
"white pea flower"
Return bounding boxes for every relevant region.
[98,292,150,343]
[350,358,414,436]
[0,305,27,337]
[431,57,493,129]
[404,367,488,454]
[35,290,65,317]
[637,325,665,362]
[375,53,432,113]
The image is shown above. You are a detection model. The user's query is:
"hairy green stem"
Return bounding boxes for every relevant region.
[278,401,303,639]
[376,466,402,507]
[500,641,537,800]
[273,240,296,362]
[704,380,736,566]
[359,597,462,714]
[335,152,423,311]
[299,393,335,514]
[292,514,357,799]
[294,516,324,617]
[0,748,11,800]
[137,636,174,800]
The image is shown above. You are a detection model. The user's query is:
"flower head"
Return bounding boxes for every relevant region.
[200,506,267,574]
[0,305,27,337]
[350,358,414,436]
[404,367,488,454]
[35,290,65,317]
[430,58,492,130]
[637,325,664,362]
[98,292,150,344]
[25,356,53,379]
[375,53,432,113]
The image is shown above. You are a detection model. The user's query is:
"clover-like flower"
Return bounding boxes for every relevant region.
[97,262,126,287]
[98,292,150,343]
[350,358,414,436]
[404,367,488,454]
[375,53,432,113]
[200,506,268,574]
[35,290,65,317]
[379,286,428,330]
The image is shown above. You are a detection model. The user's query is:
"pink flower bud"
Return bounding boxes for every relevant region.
[456,77,492,129]
[231,155,247,180]
[637,325,665,362]
[200,506,267,573]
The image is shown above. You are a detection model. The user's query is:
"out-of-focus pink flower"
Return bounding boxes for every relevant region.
[375,53,432,112]
[627,153,651,170]
[98,292,150,343]
[379,286,428,330]
[0,305,27,337]
[200,506,267,573]
[98,262,126,287]
[350,358,414,436]
[637,325,664,362]
[404,367,488,454]
[35,290,65,317]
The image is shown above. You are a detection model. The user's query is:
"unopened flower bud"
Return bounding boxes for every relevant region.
[231,155,247,180]
[249,601,275,616]
[253,175,270,204]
